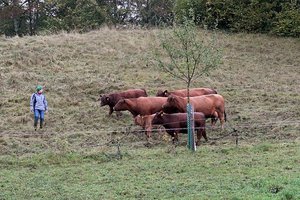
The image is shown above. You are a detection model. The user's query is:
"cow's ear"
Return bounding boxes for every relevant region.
[99,94,102,97]
[158,110,164,116]
[106,97,110,101]
[163,90,168,95]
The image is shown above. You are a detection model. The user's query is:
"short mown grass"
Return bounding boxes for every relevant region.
[0,142,299,199]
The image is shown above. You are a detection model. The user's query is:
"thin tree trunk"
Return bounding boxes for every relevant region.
[113,0,118,26]
[13,18,18,35]
[33,0,39,35]
[12,0,19,36]
[187,81,190,104]
[28,0,34,35]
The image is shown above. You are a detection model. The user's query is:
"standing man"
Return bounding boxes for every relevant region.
[30,85,48,131]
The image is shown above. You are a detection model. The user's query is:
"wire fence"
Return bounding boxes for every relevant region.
[0,118,299,161]
[1,119,299,143]
[1,119,299,136]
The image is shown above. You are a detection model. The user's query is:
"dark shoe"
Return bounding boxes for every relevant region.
[34,119,38,131]
[40,119,44,129]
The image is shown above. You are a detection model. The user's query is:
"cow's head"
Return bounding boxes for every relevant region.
[156,90,169,97]
[162,95,180,113]
[152,111,164,125]
[99,94,110,106]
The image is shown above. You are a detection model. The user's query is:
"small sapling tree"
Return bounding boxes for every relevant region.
[154,9,222,150]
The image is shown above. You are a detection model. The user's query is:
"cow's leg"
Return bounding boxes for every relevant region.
[170,132,179,145]
[211,111,218,128]
[217,110,225,129]
[145,126,152,142]
[221,119,225,129]
[109,106,114,116]
[201,126,208,142]
[174,132,179,146]
[211,118,217,128]
[195,130,202,146]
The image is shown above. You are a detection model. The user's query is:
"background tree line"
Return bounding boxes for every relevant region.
[0,0,299,37]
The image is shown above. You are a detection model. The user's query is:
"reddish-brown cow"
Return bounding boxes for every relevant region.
[152,112,207,146]
[99,89,147,116]
[134,114,156,139]
[113,97,167,117]
[162,94,226,128]
[114,97,167,117]
[156,88,217,97]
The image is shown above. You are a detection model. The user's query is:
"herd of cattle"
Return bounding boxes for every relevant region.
[99,88,226,145]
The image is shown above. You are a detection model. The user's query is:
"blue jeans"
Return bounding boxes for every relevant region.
[34,109,45,128]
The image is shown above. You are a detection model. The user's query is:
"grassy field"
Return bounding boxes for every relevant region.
[0,28,299,199]
[0,143,299,200]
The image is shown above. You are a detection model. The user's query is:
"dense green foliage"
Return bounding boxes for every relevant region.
[0,0,299,37]
[174,0,300,37]
[42,0,106,32]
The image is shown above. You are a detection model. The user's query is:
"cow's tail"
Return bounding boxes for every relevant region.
[224,110,227,122]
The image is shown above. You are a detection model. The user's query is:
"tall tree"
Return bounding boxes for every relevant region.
[42,0,106,32]
[25,0,42,35]
[139,0,174,26]
[0,0,24,36]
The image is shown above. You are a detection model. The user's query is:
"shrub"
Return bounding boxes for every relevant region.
[174,0,300,37]
[273,6,300,37]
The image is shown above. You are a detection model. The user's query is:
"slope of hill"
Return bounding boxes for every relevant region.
[0,28,300,199]
[1,28,299,137]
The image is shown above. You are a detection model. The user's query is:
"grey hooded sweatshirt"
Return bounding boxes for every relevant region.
[30,93,48,111]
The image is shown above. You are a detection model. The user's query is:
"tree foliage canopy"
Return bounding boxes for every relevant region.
[0,0,299,37]
[154,9,222,94]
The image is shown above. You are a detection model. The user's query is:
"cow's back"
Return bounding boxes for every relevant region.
[190,94,225,116]
[110,89,147,105]
[135,97,167,115]
[119,89,147,98]
[187,95,216,115]
[204,94,224,105]
[171,88,217,97]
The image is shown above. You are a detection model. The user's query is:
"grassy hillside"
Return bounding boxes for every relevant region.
[1,28,299,141]
[0,28,299,199]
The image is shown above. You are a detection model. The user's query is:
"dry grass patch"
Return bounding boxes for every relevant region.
[0,28,299,155]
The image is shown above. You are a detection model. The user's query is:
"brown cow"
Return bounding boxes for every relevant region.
[152,112,207,146]
[134,114,160,139]
[162,94,226,128]
[156,88,217,97]
[113,97,167,117]
[99,89,147,116]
